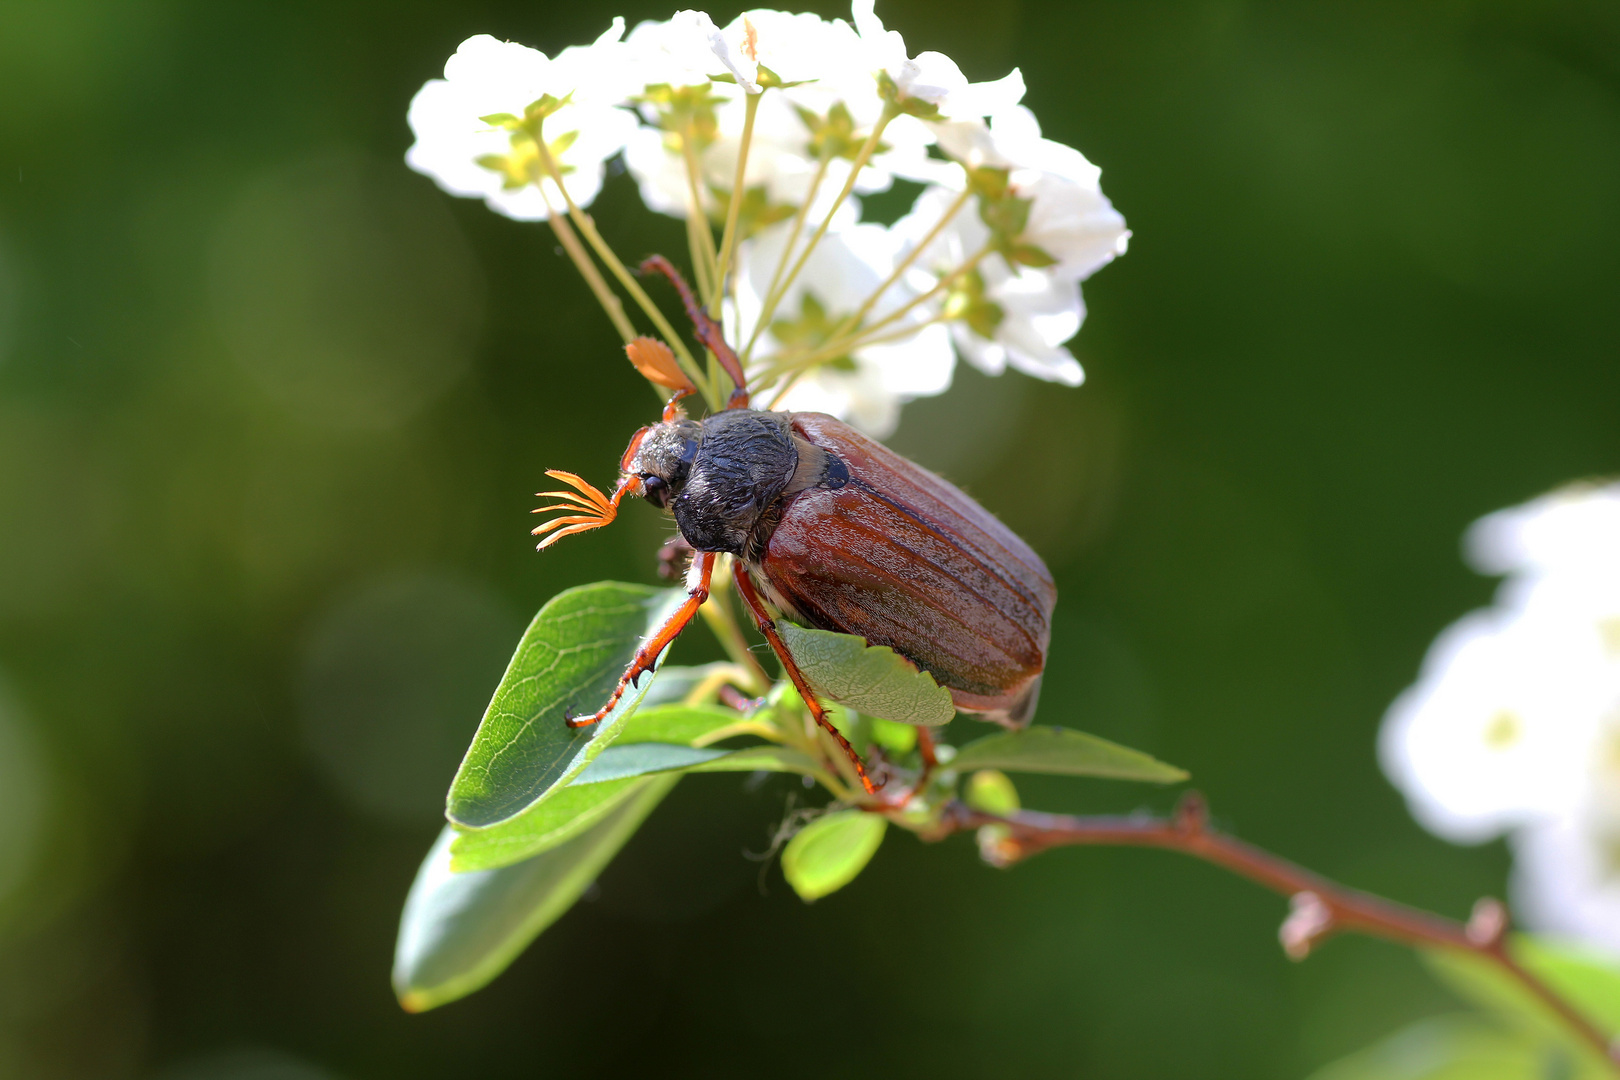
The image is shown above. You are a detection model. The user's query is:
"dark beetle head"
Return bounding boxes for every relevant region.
[620,418,702,510]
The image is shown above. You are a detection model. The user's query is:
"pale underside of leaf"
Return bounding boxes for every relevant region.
[777,620,955,727]
[395,775,678,1013]
[949,726,1188,783]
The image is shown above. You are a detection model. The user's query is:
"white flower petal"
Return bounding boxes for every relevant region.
[735,220,955,435]
[1379,608,1613,843]
[1467,482,1620,579]
[405,30,635,221]
[1512,813,1620,958]
[672,9,761,93]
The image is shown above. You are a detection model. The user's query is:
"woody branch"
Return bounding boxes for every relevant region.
[929,791,1620,1071]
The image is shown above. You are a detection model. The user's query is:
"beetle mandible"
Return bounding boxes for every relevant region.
[533,256,1056,795]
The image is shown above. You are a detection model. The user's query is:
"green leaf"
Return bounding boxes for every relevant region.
[452,737,828,872]
[447,582,684,830]
[478,112,520,127]
[686,744,828,779]
[617,702,742,745]
[777,621,955,727]
[1423,935,1620,1065]
[449,697,740,873]
[573,741,832,785]
[395,775,676,1012]
[449,777,642,872]
[964,769,1021,815]
[1304,1014,1572,1080]
[1009,242,1059,268]
[950,726,1188,783]
[574,742,731,784]
[781,810,887,902]
[870,716,918,755]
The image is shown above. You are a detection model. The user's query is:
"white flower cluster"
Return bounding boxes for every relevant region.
[1381,482,1620,952]
[404,2,1128,435]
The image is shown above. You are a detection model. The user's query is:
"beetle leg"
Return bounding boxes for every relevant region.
[638,255,751,410]
[565,551,716,730]
[661,386,694,422]
[732,569,879,796]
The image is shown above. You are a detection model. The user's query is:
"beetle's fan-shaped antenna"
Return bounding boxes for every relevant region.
[531,470,637,550]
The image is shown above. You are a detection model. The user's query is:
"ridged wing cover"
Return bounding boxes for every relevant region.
[754,412,1055,719]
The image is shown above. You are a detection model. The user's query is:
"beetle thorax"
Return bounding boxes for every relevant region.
[624,411,800,556]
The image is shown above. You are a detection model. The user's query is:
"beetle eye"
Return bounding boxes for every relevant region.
[642,474,671,509]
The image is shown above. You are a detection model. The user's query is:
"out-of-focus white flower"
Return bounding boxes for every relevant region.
[1379,609,1613,844]
[1383,480,1620,952]
[1468,484,1620,579]
[890,135,1128,386]
[850,0,1026,120]
[625,11,761,94]
[1512,782,1620,956]
[928,106,1131,280]
[735,221,953,436]
[405,27,638,221]
[622,7,934,226]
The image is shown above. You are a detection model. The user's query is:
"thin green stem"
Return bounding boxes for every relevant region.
[678,664,758,708]
[679,135,720,302]
[840,242,992,349]
[532,133,716,409]
[754,310,951,397]
[744,106,899,365]
[741,154,832,363]
[542,210,637,344]
[833,181,974,343]
[711,90,761,320]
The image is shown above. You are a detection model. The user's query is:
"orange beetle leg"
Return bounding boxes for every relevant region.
[732,569,878,796]
[663,386,695,422]
[565,551,716,730]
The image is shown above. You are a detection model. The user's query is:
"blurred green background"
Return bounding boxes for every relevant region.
[3,0,1619,1076]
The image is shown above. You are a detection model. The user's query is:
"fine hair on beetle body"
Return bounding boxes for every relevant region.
[532,255,1056,797]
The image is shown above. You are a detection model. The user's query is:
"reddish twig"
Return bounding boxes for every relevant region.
[932,792,1619,1069]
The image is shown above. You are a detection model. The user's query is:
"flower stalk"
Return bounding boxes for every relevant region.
[744,104,899,361]
[544,211,638,345]
[710,88,761,319]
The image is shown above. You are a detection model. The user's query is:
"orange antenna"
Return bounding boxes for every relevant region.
[531,470,639,550]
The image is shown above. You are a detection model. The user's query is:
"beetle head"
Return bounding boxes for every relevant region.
[621,418,702,510]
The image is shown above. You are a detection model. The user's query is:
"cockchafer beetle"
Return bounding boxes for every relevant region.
[533,255,1056,795]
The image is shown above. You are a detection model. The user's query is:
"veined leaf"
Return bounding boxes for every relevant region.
[447,582,684,829]
[449,777,642,873]
[395,775,676,1012]
[950,726,1187,783]
[453,732,817,872]
[777,621,955,727]
[782,809,887,902]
